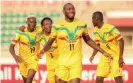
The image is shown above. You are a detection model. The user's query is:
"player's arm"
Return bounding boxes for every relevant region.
[38,25,57,56]
[82,34,112,59]
[111,27,125,67]
[118,38,124,67]
[9,31,22,63]
[89,44,100,63]
[9,44,22,63]
[38,38,56,57]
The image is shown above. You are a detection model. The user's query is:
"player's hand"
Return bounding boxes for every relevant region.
[119,56,125,68]
[37,50,45,59]
[89,55,95,64]
[13,55,22,63]
[19,26,25,32]
[103,52,113,60]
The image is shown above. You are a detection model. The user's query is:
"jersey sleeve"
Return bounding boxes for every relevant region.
[11,31,22,44]
[82,24,89,36]
[110,27,122,40]
[49,25,57,38]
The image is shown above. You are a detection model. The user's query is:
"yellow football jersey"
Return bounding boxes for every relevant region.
[93,23,122,56]
[50,18,89,65]
[11,26,42,61]
[40,34,58,65]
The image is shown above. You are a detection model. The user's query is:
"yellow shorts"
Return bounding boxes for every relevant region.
[46,64,57,83]
[56,61,82,81]
[18,57,39,77]
[96,55,122,78]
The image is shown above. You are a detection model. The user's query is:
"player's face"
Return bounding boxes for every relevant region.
[43,19,52,33]
[92,15,98,27]
[27,17,36,31]
[63,4,75,19]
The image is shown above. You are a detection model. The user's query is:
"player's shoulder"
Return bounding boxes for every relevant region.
[75,18,87,27]
[52,20,65,29]
[36,26,41,29]
[54,20,64,25]
[104,23,115,29]
[15,30,23,35]
[36,26,42,32]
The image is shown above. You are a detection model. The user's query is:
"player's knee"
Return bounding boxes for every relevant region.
[114,76,123,83]
[26,79,32,83]
[96,76,104,81]
[26,76,34,83]
[69,78,80,83]
[58,79,67,83]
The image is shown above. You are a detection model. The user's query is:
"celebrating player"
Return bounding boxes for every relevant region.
[90,11,124,83]
[38,3,113,83]
[9,16,40,83]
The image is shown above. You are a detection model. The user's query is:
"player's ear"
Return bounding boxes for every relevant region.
[62,9,65,15]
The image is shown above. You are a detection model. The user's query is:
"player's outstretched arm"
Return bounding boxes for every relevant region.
[9,44,22,63]
[82,34,113,60]
[118,38,125,67]
[38,38,56,57]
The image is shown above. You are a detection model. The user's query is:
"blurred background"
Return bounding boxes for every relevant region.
[0,0,133,83]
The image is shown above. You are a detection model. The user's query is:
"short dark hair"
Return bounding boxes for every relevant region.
[41,17,53,26]
[93,11,103,21]
[63,3,74,10]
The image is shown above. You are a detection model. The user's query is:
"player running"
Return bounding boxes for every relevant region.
[9,16,40,83]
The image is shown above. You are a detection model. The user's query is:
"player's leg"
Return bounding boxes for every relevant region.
[55,75,59,83]
[18,62,27,83]
[56,65,69,83]
[47,64,59,83]
[69,78,80,83]
[114,76,123,83]
[96,76,104,83]
[112,56,123,83]
[22,76,27,83]
[26,69,36,83]
[47,69,56,83]
[69,61,82,83]
[96,55,110,83]
[26,58,39,83]
[58,79,67,83]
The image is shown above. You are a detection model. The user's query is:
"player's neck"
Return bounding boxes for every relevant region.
[97,22,104,29]
[44,31,50,36]
[65,17,74,22]
[27,27,34,32]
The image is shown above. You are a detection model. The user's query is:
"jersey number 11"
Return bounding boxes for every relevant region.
[70,44,74,51]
